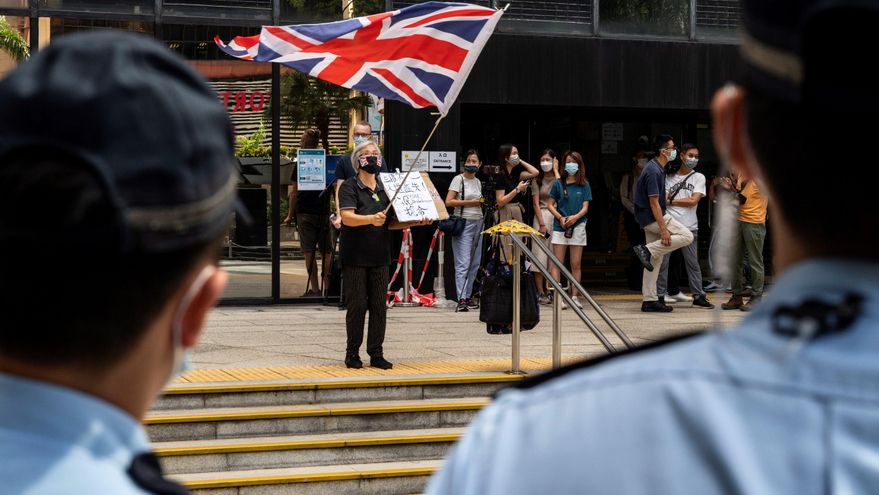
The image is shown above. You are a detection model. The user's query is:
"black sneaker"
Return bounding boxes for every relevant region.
[692,295,715,309]
[466,298,480,310]
[632,245,654,272]
[642,300,673,312]
[370,357,394,370]
[345,353,363,369]
[456,299,469,312]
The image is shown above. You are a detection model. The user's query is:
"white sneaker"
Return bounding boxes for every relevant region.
[570,296,583,309]
[668,293,693,303]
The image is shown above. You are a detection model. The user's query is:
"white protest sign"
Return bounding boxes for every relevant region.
[297,149,326,191]
[401,150,429,171]
[429,151,456,172]
[380,172,440,222]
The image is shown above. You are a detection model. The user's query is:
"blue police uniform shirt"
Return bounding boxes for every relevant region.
[633,158,666,228]
[427,258,879,494]
[0,373,155,494]
[548,180,592,232]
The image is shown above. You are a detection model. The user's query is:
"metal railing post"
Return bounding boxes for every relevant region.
[510,234,522,374]
[528,234,634,349]
[552,286,562,369]
[509,235,617,353]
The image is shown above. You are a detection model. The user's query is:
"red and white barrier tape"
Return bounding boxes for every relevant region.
[415,228,441,291]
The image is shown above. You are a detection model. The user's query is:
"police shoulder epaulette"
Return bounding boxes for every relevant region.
[502,331,703,394]
[128,452,191,495]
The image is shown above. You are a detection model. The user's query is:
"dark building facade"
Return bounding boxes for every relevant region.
[1,0,744,302]
[382,0,743,296]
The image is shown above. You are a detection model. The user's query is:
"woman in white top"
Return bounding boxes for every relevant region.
[530,149,560,304]
[445,150,485,312]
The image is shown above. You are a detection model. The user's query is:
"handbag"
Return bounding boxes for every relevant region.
[479,240,540,331]
[438,174,468,236]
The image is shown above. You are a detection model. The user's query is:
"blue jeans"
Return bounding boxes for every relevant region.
[451,218,483,300]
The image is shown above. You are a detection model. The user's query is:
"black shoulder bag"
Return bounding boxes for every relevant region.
[438,175,467,236]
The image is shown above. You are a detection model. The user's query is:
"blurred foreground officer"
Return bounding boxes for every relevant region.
[428,1,879,493]
[0,31,239,494]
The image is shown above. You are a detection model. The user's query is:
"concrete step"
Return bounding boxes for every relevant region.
[157,374,518,411]
[155,427,463,474]
[146,398,487,442]
[173,459,441,495]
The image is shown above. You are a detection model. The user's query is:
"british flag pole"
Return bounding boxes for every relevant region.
[216,2,507,211]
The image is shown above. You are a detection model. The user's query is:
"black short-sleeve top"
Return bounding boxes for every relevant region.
[494,164,527,205]
[338,176,391,267]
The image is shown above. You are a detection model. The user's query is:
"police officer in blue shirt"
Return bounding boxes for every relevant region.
[428,1,879,493]
[0,32,239,494]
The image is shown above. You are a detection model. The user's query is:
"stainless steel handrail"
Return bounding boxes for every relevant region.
[505,234,629,373]
[526,233,634,348]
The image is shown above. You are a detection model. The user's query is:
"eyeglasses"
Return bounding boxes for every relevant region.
[353,132,371,138]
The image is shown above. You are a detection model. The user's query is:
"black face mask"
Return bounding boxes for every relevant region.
[361,155,379,174]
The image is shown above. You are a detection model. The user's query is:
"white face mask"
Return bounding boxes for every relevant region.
[353,135,369,147]
[685,157,699,168]
[509,154,520,165]
[540,160,553,172]
[168,265,216,383]
[665,148,678,161]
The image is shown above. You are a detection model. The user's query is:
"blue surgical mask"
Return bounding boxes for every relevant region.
[666,149,678,161]
[464,165,479,173]
[169,266,217,384]
[685,157,699,168]
[565,163,579,175]
[353,135,369,147]
[509,154,520,165]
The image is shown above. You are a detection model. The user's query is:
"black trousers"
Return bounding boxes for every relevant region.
[343,265,389,358]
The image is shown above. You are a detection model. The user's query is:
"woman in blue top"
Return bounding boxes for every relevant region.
[547,151,592,309]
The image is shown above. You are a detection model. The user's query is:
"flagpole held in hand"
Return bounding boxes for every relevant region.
[383,112,445,214]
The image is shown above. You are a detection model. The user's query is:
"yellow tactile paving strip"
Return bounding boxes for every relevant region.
[154,433,461,456]
[175,356,586,384]
[181,466,437,489]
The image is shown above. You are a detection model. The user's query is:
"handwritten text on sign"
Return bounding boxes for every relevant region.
[380,172,440,222]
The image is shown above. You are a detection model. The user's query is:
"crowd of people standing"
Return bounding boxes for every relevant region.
[285,124,768,367]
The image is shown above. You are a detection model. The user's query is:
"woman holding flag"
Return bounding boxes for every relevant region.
[339,142,430,369]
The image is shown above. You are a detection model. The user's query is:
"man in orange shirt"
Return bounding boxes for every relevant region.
[722,175,768,311]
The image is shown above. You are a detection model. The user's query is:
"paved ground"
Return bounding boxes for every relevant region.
[190,294,745,376]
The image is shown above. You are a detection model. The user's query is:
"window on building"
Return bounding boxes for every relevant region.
[599,0,690,38]
[695,0,740,40]
[39,0,153,16]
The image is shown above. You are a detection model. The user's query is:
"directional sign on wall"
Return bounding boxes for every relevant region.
[428,151,456,172]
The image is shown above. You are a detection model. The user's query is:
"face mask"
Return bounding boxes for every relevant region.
[540,161,553,172]
[509,154,520,165]
[169,265,216,383]
[665,149,678,161]
[464,165,479,173]
[565,163,579,175]
[353,135,369,147]
[359,155,380,174]
[636,158,648,168]
[685,157,699,168]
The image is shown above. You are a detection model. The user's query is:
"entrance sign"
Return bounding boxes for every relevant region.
[297,149,326,191]
[429,151,456,172]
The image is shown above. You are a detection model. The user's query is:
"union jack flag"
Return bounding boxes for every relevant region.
[215,2,502,115]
